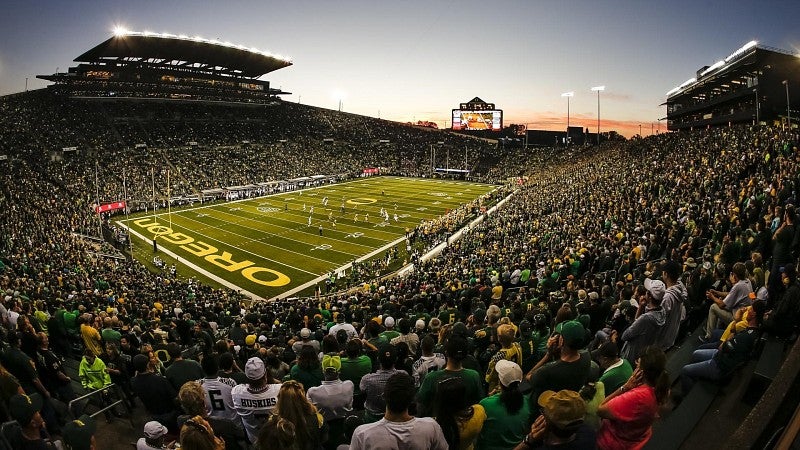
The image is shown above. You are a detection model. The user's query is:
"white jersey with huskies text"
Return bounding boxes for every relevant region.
[231,383,281,443]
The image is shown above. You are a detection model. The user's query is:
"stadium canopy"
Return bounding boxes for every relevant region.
[75,31,292,78]
[663,41,800,130]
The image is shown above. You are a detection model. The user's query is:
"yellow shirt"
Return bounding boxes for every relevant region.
[458,404,487,450]
[721,306,753,341]
[80,324,102,356]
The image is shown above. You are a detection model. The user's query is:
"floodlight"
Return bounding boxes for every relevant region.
[561,92,574,97]
[113,26,129,37]
[590,86,605,92]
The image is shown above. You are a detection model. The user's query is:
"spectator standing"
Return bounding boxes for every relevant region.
[231,357,282,444]
[361,345,402,423]
[178,381,246,450]
[165,343,204,392]
[417,335,485,417]
[131,353,179,432]
[276,380,326,450]
[596,342,633,394]
[618,280,666,364]
[198,355,240,424]
[290,345,324,390]
[306,355,354,422]
[350,372,448,450]
[412,335,446,387]
[656,261,688,351]
[527,321,594,403]
[596,346,669,450]
[79,315,103,357]
[35,332,75,403]
[340,338,373,406]
[476,360,532,450]
[514,390,596,450]
[433,376,486,450]
[62,414,97,450]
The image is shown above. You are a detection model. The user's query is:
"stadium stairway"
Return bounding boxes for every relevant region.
[60,356,145,447]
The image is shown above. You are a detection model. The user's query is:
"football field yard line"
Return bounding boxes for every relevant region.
[169,213,359,264]
[193,207,379,252]
[208,203,397,248]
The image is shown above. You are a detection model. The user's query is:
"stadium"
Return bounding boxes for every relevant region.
[0,19,799,450]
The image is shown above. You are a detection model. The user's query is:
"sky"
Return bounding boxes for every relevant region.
[0,0,798,137]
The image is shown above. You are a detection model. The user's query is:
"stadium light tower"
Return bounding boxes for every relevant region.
[591,86,605,146]
[332,90,346,112]
[561,92,574,145]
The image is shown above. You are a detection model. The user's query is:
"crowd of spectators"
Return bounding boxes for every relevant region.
[1,89,800,449]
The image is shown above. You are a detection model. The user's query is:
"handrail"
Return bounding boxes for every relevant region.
[68,383,134,428]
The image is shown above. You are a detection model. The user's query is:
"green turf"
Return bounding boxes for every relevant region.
[118,176,497,299]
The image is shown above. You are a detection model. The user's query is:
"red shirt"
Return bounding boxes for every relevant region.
[596,385,658,450]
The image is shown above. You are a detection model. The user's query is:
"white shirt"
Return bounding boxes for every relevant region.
[199,376,240,423]
[307,379,354,421]
[350,417,448,450]
[231,383,281,443]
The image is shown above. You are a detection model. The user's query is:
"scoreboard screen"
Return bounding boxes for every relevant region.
[452,110,502,131]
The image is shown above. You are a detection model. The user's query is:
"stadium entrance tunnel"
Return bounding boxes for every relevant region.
[132,218,291,287]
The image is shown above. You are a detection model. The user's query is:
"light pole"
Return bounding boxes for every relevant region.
[754,89,759,124]
[591,86,605,146]
[561,92,574,145]
[784,80,791,128]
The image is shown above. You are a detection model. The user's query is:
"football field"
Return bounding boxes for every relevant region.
[119,177,497,300]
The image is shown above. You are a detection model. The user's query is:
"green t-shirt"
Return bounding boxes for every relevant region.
[519,268,531,283]
[379,330,400,341]
[63,311,78,331]
[101,328,122,345]
[290,364,323,390]
[598,359,633,393]
[476,393,532,450]
[340,355,372,394]
[417,368,485,417]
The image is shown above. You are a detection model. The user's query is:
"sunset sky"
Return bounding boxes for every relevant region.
[0,0,798,137]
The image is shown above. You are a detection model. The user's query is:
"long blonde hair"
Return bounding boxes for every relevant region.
[276,381,319,449]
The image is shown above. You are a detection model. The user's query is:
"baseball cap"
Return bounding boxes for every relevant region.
[300,328,311,338]
[495,360,523,387]
[537,390,586,430]
[245,334,257,346]
[8,393,42,425]
[244,357,266,380]
[644,278,666,302]
[321,355,342,372]
[143,421,168,439]
[556,320,585,348]
[384,316,395,328]
[63,414,96,450]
